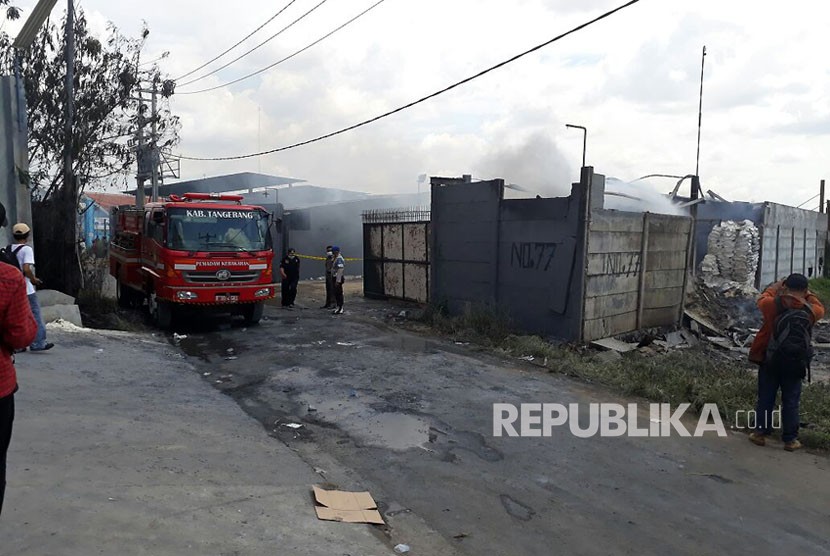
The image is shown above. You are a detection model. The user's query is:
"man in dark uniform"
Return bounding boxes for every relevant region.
[321,245,335,309]
[279,247,300,308]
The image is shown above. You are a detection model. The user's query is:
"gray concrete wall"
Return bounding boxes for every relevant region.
[431,169,690,341]
[759,202,828,286]
[497,189,584,338]
[582,210,691,341]
[0,75,32,245]
[430,177,503,312]
[431,173,589,339]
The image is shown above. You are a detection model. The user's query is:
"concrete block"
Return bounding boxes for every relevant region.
[40,304,84,328]
[37,289,76,307]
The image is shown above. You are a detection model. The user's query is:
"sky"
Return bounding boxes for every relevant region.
[8,0,830,207]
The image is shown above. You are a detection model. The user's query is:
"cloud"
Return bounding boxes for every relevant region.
[67,0,830,208]
[775,117,830,136]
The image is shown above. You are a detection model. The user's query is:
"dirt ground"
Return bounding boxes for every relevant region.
[162,279,830,556]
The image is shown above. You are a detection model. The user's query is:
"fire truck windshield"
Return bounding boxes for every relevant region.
[166,208,270,252]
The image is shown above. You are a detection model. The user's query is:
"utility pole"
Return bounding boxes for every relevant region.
[134,72,175,204]
[135,87,145,208]
[63,0,75,200]
[150,78,159,202]
[820,179,825,214]
[258,107,262,174]
[695,45,706,178]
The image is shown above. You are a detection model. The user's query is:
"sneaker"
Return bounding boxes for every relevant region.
[336,307,344,315]
[30,343,54,352]
[748,432,766,446]
[14,347,27,354]
[784,439,802,452]
[320,305,332,309]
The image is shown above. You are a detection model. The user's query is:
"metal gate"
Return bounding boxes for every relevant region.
[362,208,430,303]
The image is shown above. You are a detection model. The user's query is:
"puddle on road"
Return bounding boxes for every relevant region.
[500,494,536,521]
[364,412,430,451]
[174,335,246,363]
[371,335,439,354]
[298,395,430,451]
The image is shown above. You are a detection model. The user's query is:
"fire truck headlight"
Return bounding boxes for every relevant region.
[254,288,271,297]
[176,291,198,300]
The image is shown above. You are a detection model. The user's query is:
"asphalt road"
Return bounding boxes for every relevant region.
[175,281,830,556]
[5,322,391,556]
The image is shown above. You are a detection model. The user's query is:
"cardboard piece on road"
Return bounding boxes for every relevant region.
[313,486,385,524]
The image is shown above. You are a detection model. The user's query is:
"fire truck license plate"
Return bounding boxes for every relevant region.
[215,294,239,303]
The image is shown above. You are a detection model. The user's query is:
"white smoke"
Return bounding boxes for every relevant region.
[603,177,688,216]
[474,131,573,198]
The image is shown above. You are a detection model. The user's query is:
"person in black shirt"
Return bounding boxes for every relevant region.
[321,245,335,309]
[279,248,301,308]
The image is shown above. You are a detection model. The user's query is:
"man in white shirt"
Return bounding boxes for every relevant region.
[11,224,53,352]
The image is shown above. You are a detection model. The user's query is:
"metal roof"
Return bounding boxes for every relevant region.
[128,172,306,197]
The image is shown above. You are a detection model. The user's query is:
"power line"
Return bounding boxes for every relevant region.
[175,0,641,161]
[174,0,298,82]
[177,0,387,95]
[177,0,330,88]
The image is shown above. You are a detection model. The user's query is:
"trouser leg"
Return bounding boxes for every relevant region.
[780,369,803,443]
[325,276,334,306]
[754,362,779,435]
[0,393,15,516]
[334,281,344,308]
[28,294,46,350]
[289,280,296,305]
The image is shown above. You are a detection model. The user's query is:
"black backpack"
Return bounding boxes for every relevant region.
[0,244,23,271]
[766,296,814,382]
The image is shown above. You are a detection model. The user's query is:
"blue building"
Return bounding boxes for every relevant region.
[79,192,135,249]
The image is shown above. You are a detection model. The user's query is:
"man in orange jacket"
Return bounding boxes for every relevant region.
[748,273,824,451]
[0,203,38,515]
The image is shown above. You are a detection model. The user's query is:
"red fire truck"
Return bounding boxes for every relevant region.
[109,193,277,328]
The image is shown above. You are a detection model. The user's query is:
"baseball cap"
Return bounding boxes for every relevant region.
[332,245,340,251]
[12,222,30,236]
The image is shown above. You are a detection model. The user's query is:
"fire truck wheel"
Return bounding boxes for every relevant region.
[243,302,264,325]
[151,297,174,329]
